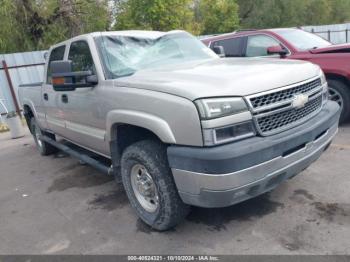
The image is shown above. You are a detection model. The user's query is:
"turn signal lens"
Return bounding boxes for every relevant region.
[203,121,255,146]
[52,77,65,85]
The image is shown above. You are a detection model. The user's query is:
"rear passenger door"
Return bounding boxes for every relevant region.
[211,37,245,57]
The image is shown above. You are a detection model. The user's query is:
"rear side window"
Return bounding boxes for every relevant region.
[47,45,65,84]
[68,41,95,72]
[212,37,244,57]
[245,35,280,57]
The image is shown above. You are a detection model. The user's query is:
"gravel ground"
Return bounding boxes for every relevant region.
[0,124,349,255]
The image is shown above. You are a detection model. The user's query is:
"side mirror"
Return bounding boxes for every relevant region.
[267,45,288,57]
[212,46,225,57]
[51,60,98,91]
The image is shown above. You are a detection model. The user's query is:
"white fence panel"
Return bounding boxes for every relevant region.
[0,51,46,114]
[302,23,350,44]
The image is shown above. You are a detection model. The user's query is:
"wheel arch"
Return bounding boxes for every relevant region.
[325,73,350,88]
[23,103,36,133]
[106,110,176,144]
[111,123,164,155]
[106,110,176,169]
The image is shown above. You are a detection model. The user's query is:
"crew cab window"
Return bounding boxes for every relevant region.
[68,41,95,72]
[245,35,280,57]
[47,45,65,84]
[212,37,244,57]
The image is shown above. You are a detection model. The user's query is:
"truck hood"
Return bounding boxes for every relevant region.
[309,44,350,54]
[115,58,320,101]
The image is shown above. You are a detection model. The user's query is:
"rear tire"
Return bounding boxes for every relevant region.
[328,79,350,124]
[30,118,58,156]
[121,140,190,231]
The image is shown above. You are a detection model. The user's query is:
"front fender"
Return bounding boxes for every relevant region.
[106,110,176,144]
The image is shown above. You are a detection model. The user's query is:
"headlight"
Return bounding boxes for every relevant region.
[195,97,248,120]
[195,97,255,145]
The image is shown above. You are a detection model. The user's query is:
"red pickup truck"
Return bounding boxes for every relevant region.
[202,28,350,123]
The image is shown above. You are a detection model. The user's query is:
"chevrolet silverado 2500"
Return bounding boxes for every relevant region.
[19,30,340,230]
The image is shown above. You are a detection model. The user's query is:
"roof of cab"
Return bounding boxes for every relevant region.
[50,30,187,49]
[89,30,170,39]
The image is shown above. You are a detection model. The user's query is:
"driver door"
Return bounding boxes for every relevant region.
[58,39,107,155]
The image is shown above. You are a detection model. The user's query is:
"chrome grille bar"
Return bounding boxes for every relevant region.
[248,77,321,109]
[246,76,323,136]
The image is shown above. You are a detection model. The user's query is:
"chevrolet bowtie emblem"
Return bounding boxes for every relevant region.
[292,94,309,109]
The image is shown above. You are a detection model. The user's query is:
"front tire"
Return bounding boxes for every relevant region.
[30,118,57,156]
[121,140,190,231]
[328,79,350,124]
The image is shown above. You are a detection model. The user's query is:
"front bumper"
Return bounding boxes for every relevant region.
[167,101,340,208]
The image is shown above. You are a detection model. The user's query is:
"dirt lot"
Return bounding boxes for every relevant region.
[0,124,349,255]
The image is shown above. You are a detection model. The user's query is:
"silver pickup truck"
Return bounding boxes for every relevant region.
[19,30,340,230]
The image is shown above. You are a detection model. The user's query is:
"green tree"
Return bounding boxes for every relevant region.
[237,0,304,28]
[329,0,350,24]
[114,0,198,33]
[238,0,350,29]
[196,0,239,34]
[0,0,111,53]
[0,0,29,53]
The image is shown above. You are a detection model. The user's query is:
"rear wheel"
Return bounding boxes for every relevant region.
[327,79,350,124]
[30,118,57,156]
[121,140,190,231]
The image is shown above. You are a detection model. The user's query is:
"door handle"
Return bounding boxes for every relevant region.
[43,93,48,101]
[61,94,68,103]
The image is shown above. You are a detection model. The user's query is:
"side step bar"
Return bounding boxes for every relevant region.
[42,135,113,176]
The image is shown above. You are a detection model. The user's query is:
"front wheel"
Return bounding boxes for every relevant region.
[121,140,190,231]
[328,79,350,124]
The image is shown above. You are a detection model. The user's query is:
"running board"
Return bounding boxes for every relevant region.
[42,135,113,176]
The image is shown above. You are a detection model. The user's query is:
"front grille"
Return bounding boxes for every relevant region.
[250,78,321,109]
[247,77,324,136]
[256,96,322,134]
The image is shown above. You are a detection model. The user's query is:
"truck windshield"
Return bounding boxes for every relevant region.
[95,32,218,79]
[276,29,332,50]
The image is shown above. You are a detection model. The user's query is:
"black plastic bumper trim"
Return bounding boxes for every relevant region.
[167,101,340,174]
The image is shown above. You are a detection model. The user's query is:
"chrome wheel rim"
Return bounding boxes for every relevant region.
[130,164,159,213]
[34,125,43,148]
[329,87,344,110]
